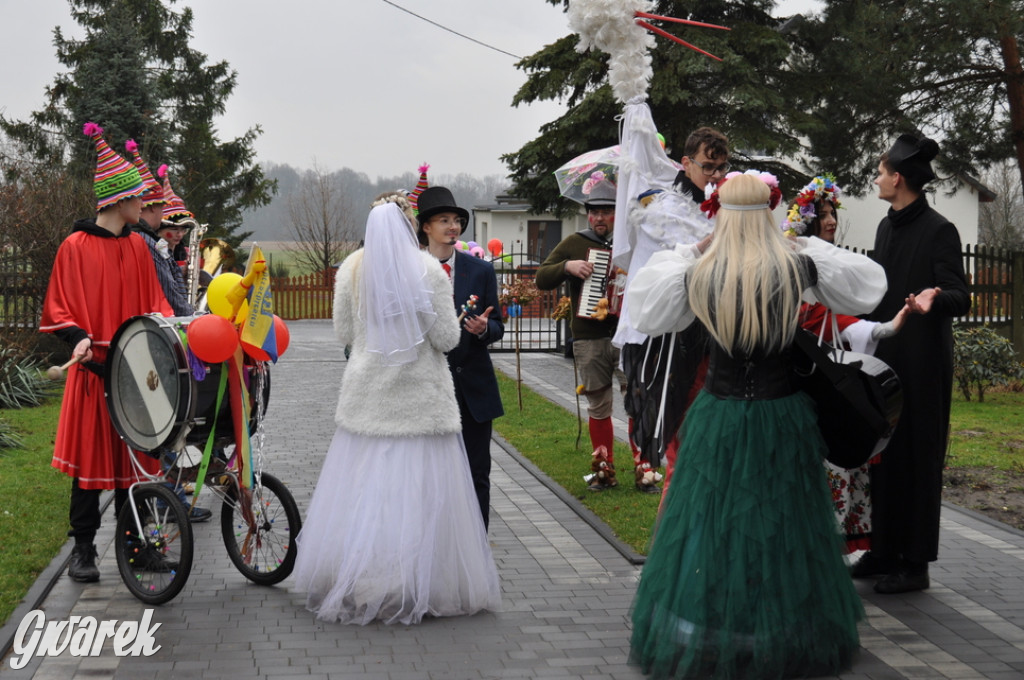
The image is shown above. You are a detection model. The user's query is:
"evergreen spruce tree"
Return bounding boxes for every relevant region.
[0,0,274,246]
[790,0,1024,194]
[502,0,808,214]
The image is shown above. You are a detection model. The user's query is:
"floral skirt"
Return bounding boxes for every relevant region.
[630,390,863,679]
[827,461,873,554]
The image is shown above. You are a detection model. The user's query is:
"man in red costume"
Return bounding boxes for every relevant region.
[40,122,173,583]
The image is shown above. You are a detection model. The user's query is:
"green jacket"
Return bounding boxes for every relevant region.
[535,231,618,340]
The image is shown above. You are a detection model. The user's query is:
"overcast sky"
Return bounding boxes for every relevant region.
[2,0,821,180]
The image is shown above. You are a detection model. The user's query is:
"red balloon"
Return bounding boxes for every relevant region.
[487,238,503,256]
[187,314,238,363]
[274,315,291,357]
[237,315,290,362]
[240,339,271,362]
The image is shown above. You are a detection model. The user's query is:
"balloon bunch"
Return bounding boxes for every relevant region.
[184,261,291,364]
[485,238,514,265]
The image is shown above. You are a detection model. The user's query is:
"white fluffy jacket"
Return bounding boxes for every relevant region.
[332,249,462,437]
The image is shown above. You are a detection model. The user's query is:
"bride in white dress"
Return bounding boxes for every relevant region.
[292,196,501,625]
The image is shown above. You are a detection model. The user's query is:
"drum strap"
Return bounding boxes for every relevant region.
[191,366,229,500]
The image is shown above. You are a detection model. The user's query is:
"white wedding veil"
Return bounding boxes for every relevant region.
[359,202,437,366]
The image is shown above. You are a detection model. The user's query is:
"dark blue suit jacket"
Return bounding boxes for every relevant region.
[447,251,504,423]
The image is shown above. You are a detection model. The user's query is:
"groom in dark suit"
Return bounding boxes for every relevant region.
[417,186,505,531]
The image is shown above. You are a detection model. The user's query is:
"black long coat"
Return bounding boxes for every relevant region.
[868,195,970,563]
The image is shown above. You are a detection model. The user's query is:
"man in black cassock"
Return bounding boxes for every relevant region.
[852,134,971,594]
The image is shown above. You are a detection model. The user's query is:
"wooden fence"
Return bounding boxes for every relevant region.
[271,272,335,320]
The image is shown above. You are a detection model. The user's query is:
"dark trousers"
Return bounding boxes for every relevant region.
[69,478,127,544]
[456,391,492,532]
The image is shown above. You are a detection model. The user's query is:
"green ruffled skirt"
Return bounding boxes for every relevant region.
[630,390,864,679]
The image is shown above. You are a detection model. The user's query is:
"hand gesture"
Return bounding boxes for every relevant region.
[890,304,911,332]
[907,287,941,315]
[464,306,494,335]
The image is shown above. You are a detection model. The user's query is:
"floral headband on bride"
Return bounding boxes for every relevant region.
[700,170,783,218]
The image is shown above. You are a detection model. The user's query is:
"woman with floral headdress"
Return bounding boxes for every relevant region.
[625,172,886,678]
[783,174,909,354]
[292,195,500,625]
[783,175,910,555]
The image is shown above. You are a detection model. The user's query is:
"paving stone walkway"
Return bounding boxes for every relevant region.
[2,320,1023,679]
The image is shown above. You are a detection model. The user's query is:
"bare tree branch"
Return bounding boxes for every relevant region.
[285,162,360,284]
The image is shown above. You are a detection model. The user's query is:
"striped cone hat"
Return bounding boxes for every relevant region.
[158,165,195,222]
[83,122,144,211]
[124,139,164,206]
[409,163,430,216]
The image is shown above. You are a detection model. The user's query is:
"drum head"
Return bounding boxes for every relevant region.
[105,316,194,452]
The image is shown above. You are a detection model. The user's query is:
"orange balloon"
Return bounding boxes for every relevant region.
[274,315,290,357]
[187,314,238,363]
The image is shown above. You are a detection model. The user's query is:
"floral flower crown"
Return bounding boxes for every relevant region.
[781,174,843,236]
[700,170,782,218]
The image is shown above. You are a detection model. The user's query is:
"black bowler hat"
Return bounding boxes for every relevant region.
[416,186,469,231]
[887,133,939,187]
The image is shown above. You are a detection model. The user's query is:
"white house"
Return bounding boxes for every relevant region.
[470,194,588,261]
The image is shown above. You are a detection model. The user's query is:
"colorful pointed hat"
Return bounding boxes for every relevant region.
[83,122,144,211]
[157,165,195,222]
[124,139,164,206]
[409,163,430,216]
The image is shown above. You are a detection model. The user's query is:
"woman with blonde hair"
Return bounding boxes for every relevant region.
[293,197,500,625]
[626,172,886,678]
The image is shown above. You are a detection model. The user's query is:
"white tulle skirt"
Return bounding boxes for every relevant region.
[292,427,501,625]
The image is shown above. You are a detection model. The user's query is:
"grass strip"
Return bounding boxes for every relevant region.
[0,396,69,627]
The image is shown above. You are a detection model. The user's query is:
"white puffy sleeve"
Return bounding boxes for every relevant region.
[332,251,360,347]
[625,244,701,336]
[423,254,461,353]
[797,236,886,316]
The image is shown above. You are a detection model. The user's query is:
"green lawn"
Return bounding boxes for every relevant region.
[494,372,663,556]
[0,396,69,627]
[947,389,1024,470]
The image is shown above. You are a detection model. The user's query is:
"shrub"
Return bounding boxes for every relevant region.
[0,344,52,409]
[953,324,1024,402]
[0,418,23,450]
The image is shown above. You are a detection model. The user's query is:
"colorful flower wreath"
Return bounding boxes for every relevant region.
[700,170,782,218]
[781,174,843,236]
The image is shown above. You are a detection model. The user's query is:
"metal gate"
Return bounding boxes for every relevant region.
[489,251,567,353]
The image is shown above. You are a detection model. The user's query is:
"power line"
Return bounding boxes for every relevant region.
[380,0,522,60]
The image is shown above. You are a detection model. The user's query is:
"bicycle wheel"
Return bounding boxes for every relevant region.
[115,483,194,605]
[220,472,301,585]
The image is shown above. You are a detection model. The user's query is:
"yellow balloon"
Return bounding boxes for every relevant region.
[207,273,242,319]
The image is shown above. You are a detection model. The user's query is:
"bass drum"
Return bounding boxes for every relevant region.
[105,315,270,453]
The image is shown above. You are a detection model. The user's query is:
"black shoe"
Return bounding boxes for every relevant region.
[850,551,892,579]
[587,478,619,492]
[131,544,179,573]
[189,506,213,523]
[635,482,661,494]
[874,562,929,594]
[68,543,100,583]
